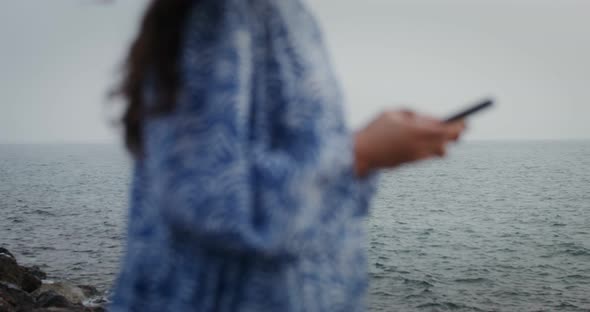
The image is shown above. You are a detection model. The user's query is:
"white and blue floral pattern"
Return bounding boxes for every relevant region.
[110,0,377,311]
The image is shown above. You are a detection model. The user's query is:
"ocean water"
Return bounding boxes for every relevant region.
[1,142,589,311]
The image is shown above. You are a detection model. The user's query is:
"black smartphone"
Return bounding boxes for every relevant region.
[444,98,494,123]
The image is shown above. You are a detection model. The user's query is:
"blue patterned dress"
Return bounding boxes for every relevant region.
[110,0,377,311]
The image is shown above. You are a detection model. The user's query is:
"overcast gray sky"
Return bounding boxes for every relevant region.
[1,0,589,143]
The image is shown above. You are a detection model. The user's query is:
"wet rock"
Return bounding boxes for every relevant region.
[23,266,47,281]
[0,248,14,260]
[0,249,105,312]
[81,295,108,310]
[32,283,87,306]
[35,290,72,308]
[0,296,15,312]
[0,281,34,311]
[21,271,42,293]
[0,249,44,293]
[32,308,105,312]
[75,286,99,299]
[46,308,86,312]
[0,253,22,287]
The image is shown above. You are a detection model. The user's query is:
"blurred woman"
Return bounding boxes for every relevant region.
[110,0,464,311]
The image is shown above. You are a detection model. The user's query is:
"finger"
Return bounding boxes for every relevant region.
[412,112,444,127]
[452,119,466,132]
[415,149,434,162]
[385,110,415,124]
[418,114,443,125]
[457,119,466,130]
[447,119,465,131]
[416,124,447,141]
[445,121,466,141]
[432,142,446,157]
[398,109,416,119]
[448,126,461,141]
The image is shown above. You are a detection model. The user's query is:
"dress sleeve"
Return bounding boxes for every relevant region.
[143,1,377,261]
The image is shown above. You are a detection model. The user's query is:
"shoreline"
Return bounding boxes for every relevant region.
[0,247,107,312]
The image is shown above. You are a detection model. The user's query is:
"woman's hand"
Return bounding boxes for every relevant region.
[354,110,465,177]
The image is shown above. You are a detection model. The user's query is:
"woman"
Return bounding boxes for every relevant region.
[110,0,464,311]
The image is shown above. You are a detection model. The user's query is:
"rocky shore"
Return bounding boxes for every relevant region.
[0,247,107,312]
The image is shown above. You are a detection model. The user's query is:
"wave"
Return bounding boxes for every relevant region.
[416,301,487,311]
[403,278,434,288]
[24,209,57,217]
[454,277,491,284]
[564,248,590,257]
[565,274,590,280]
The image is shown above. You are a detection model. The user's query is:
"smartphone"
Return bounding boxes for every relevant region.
[444,98,494,123]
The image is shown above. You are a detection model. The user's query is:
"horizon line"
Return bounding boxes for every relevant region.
[1,138,590,145]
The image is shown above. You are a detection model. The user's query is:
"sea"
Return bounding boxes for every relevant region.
[1,142,589,311]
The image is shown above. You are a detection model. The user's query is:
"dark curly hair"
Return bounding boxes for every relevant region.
[114,0,198,157]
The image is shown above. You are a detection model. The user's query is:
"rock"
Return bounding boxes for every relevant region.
[0,296,15,312]
[0,249,43,293]
[0,281,34,311]
[23,266,47,281]
[0,248,14,260]
[32,308,105,312]
[32,283,87,306]
[31,307,82,312]
[20,271,42,293]
[0,253,22,287]
[81,296,108,310]
[35,290,71,308]
[75,286,99,299]
[0,249,105,312]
